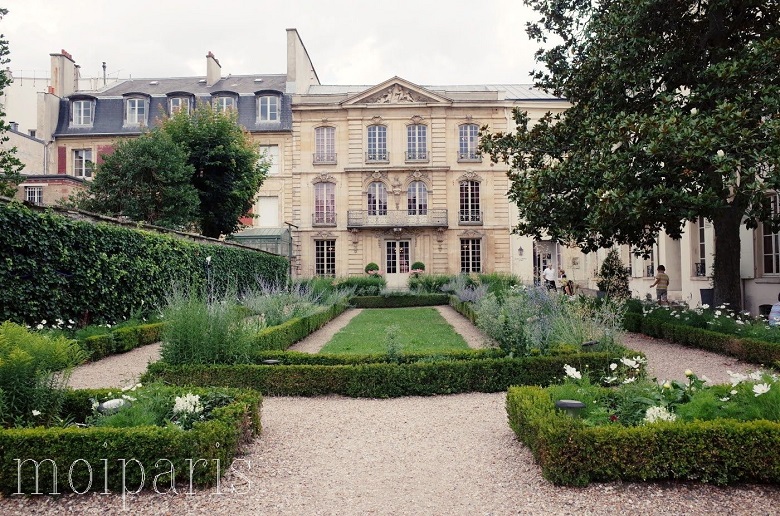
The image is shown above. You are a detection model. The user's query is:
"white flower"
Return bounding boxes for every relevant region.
[753,383,771,397]
[68,319,75,324]
[684,369,693,377]
[620,357,639,369]
[623,377,637,384]
[714,310,722,316]
[173,393,203,414]
[122,395,137,402]
[749,371,764,381]
[36,324,44,330]
[91,400,99,411]
[41,319,47,325]
[206,256,212,265]
[609,363,618,371]
[632,356,647,365]
[32,410,41,416]
[603,376,618,384]
[701,304,709,309]
[719,397,730,402]
[644,406,676,423]
[662,382,672,389]
[730,390,738,395]
[690,108,698,115]
[563,364,582,380]
[717,149,725,157]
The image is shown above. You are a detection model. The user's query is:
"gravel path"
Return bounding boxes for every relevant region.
[7,316,780,514]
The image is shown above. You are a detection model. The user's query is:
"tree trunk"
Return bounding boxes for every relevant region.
[712,205,744,308]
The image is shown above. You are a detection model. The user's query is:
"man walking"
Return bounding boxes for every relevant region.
[542,264,558,292]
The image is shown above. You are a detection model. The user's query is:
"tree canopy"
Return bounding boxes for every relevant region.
[480,0,780,307]
[161,103,268,238]
[0,8,25,198]
[77,131,199,230]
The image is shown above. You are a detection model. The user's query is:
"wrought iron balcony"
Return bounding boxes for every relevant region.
[405,150,428,162]
[365,151,389,163]
[458,210,483,225]
[347,209,448,228]
[313,152,337,164]
[695,261,706,277]
[458,151,482,162]
[312,212,337,227]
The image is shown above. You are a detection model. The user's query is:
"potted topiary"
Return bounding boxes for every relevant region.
[365,262,380,276]
[410,261,425,277]
[596,249,631,299]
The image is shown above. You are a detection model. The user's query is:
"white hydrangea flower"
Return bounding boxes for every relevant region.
[173,393,203,414]
[644,406,676,423]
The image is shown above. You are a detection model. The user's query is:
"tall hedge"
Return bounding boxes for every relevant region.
[0,201,288,325]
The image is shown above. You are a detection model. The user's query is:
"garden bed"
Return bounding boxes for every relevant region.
[506,384,780,486]
[143,350,632,397]
[0,386,261,494]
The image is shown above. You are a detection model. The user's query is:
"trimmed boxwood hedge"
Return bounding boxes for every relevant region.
[625,314,780,365]
[143,351,627,398]
[252,303,348,351]
[81,322,165,361]
[448,295,477,323]
[350,294,449,308]
[0,200,288,326]
[0,387,261,494]
[507,385,780,486]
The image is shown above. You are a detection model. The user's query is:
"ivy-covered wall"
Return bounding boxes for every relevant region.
[0,201,288,325]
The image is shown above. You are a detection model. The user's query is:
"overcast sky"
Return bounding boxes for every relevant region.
[3,0,545,86]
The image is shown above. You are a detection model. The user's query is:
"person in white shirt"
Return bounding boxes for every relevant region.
[542,265,557,291]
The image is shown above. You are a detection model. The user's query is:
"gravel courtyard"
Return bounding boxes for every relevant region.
[4,307,780,515]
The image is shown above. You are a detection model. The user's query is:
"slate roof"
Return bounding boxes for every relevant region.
[54,74,292,137]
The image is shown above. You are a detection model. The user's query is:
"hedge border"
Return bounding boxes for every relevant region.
[507,385,780,486]
[349,294,449,308]
[0,386,261,494]
[250,303,348,351]
[143,351,628,398]
[624,313,780,365]
[81,322,165,361]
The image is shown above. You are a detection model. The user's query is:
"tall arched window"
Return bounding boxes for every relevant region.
[367,181,388,215]
[407,181,428,215]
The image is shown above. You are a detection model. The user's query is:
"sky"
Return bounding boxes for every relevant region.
[2,0,545,86]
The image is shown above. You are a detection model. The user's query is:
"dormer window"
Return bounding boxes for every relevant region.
[257,95,279,122]
[169,97,191,115]
[72,99,94,126]
[124,96,148,126]
[214,96,236,113]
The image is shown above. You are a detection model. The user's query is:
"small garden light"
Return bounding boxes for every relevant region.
[555,399,586,418]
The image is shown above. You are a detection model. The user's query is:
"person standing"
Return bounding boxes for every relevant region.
[542,264,558,292]
[768,293,780,327]
[649,265,670,304]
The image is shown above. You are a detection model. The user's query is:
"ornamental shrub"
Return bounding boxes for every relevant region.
[0,201,288,326]
[365,262,379,273]
[596,249,631,298]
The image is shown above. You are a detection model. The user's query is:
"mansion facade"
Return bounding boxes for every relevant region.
[8,30,778,313]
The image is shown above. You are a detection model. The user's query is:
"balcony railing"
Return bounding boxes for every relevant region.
[458,151,482,162]
[366,151,389,163]
[458,209,483,225]
[347,209,448,228]
[313,152,337,164]
[695,261,706,277]
[312,212,337,227]
[405,150,428,162]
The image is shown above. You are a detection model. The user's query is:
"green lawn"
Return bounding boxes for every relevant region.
[319,307,470,354]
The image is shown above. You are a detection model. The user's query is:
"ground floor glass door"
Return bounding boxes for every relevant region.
[385,240,410,289]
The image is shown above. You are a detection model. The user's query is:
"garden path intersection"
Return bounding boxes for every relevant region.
[3,309,780,514]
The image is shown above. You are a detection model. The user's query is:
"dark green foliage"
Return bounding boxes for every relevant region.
[161,103,268,238]
[596,249,631,298]
[0,9,24,198]
[251,348,504,366]
[364,262,379,273]
[350,294,448,308]
[333,276,385,296]
[75,131,200,229]
[448,296,478,323]
[251,303,348,351]
[507,386,780,486]
[0,201,287,325]
[408,274,453,293]
[144,351,621,398]
[411,261,425,271]
[0,387,261,494]
[80,322,163,361]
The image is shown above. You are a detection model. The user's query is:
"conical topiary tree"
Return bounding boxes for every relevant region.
[596,249,631,299]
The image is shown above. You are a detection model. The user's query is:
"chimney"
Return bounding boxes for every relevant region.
[50,49,77,97]
[206,51,221,87]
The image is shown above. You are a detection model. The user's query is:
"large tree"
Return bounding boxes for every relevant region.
[0,8,24,197]
[76,131,199,229]
[161,103,268,238]
[480,0,780,307]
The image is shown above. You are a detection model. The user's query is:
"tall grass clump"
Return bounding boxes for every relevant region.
[442,275,489,303]
[160,290,260,365]
[242,280,352,327]
[475,287,625,356]
[0,321,86,427]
